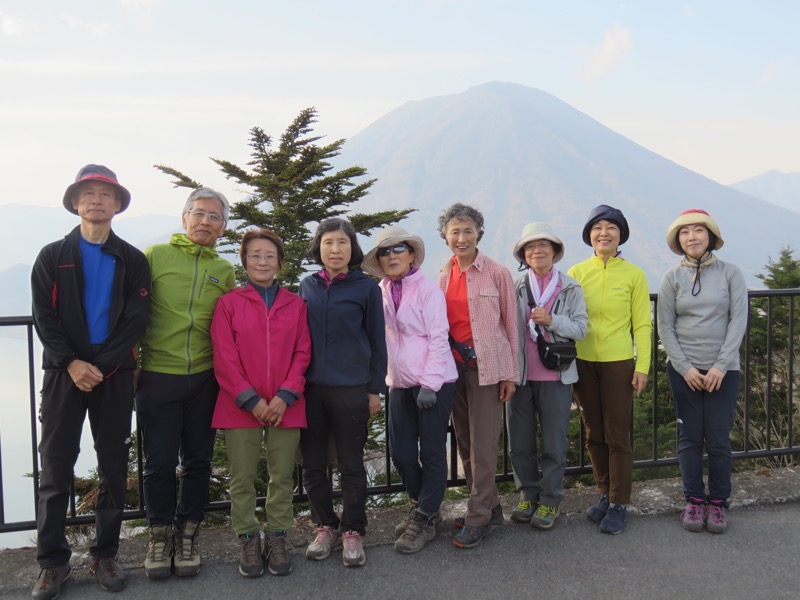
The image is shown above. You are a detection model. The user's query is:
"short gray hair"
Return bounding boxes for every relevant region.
[182,188,230,223]
[437,203,485,243]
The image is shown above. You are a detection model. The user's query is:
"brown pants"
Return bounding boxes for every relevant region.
[452,363,504,527]
[573,359,634,504]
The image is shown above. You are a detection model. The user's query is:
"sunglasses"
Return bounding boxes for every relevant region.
[377,244,409,258]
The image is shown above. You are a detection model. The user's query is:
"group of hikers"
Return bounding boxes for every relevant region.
[29,163,747,599]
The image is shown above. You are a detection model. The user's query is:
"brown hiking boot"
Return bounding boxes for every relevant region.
[394,510,439,554]
[238,531,264,578]
[31,564,71,600]
[265,530,292,576]
[88,556,126,592]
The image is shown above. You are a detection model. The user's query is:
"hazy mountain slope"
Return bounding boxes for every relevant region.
[729,170,800,214]
[338,82,797,287]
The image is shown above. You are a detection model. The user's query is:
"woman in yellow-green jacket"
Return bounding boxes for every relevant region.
[567,204,652,535]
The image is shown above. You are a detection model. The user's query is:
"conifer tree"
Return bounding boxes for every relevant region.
[156,107,414,289]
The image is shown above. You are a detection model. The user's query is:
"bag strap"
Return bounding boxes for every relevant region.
[524,279,536,308]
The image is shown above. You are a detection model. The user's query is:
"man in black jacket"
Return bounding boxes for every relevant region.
[30,164,150,600]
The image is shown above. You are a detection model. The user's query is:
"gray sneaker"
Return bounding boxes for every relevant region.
[238,532,263,578]
[305,525,342,560]
[31,564,71,600]
[510,499,535,523]
[530,504,560,530]
[144,524,174,579]
[341,531,366,567]
[394,510,438,554]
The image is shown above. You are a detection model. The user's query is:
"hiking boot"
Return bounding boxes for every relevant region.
[31,564,71,600]
[305,525,342,560]
[394,510,438,554]
[88,556,126,592]
[265,530,292,576]
[174,521,201,577]
[680,500,705,532]
[705,501,728,534]
[454,503,503,528]
[238,531,264,578]
[510,499,535,523]
[587,494,609,523]
[394,501,419,536]
[530,504,560,530]
[599,504,627,535]
[452,524,489,549]
[144,524,174,579]
[341,531,366,567]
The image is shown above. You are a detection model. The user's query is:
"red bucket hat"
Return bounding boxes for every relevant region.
[63,164,131,215]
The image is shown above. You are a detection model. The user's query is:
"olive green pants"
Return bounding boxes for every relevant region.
[224,426,300,535]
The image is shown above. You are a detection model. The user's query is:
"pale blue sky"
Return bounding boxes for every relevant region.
[1,0,798,217]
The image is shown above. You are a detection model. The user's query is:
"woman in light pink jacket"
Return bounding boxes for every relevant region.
[211,229,311,578]
[363,226,457,555]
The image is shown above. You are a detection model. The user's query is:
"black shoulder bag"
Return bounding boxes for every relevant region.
[524,279,577,372]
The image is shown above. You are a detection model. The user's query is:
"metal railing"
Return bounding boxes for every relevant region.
[1,289,798,534]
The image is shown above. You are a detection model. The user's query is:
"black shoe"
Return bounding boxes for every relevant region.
[32,564,71,600]
[453,503,503,529]
[88,556,126,592]
[452,525,489,549]
[587,494,610,523]
[599,504,627,535]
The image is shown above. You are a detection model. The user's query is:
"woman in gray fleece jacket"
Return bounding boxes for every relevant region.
[657,209,748,535]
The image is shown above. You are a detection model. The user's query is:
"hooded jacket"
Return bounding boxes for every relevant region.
[139,233,235,374]
[298,269,387,394]
[380,269,457,391]
[210,284,311,429]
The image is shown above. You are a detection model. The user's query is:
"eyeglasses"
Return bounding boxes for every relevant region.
[187,209,224,224]
[377,244,409,258]
[246,254,279,264]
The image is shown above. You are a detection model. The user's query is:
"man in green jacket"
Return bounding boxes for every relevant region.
[137,188,235,579]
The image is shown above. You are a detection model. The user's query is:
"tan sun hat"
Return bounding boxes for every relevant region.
[665,209,724,255]
[512,222,565,265]
[362,225,426,278]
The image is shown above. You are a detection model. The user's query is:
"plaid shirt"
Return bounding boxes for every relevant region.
[438,252,520,386]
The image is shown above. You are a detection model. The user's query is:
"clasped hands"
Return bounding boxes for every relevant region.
[251,396,287,427]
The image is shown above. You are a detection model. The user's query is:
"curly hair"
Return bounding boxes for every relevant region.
[437,203,485,243]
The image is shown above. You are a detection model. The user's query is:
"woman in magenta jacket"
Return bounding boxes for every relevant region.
[211,229,311,579]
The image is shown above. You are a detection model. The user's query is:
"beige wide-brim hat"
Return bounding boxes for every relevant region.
[512,222,565,265]
[362,225,426,278]
[666,209,724,255]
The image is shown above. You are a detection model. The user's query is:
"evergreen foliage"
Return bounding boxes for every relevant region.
[155,107,415,290]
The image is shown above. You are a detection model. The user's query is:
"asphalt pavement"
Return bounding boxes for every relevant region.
[3,503,798,600]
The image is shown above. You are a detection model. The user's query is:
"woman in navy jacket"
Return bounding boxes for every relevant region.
[298,218,387,568]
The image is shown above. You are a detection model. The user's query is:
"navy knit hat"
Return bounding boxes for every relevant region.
[63,164,131,215]
[581,204,630,246]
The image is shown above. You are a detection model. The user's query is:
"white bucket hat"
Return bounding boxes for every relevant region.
[512,222,565,265]
[362,225,426,278]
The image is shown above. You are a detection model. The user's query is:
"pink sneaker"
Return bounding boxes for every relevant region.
[680,502,705,532]
[705,503,727,533]
[305,525,342,560]
[341,531,366,567]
